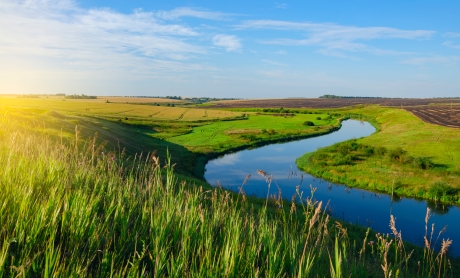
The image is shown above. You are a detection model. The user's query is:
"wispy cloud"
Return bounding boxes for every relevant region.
[443,41,460,49]
[156,7,234,21]
[237,20,434,55]
[274,3,288,9]
[444,32,460,38]
[0,0,214,79]
[212,34,242,52]
[275,50,286,54]
[401,56,460,66]
[261,59,285,66]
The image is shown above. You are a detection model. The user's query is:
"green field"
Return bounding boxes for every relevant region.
[297,106,460,203]
[1,101,457,277]
[1,97,343,177]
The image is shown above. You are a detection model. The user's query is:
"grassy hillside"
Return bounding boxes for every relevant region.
[0,107,456,277]
[297,106,460,204]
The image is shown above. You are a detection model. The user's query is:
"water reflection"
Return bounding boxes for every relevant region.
[427,200,451,215]
[205,120,460,256]
[212,153,241,166]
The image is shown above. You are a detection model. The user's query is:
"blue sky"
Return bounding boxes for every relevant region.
[1,0,460,98]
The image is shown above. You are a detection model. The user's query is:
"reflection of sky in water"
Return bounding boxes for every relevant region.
[211,153,241,166]
[205,120,460,256]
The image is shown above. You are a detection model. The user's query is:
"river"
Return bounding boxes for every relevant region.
[205,120,460,256]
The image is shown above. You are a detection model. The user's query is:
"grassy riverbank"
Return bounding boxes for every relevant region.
[1,108,457,277]
[297,106,460,204]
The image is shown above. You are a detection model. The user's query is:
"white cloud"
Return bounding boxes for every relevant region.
[212,34,242,52]
[443,41,460,49]
[400,56,460,66]
[236,20,434,56]
[444,32,460,38]
[156,7,234,20]
[274,3,288,9]
[0,0,210,79]
[261,59,285,66]
[275,50,286,54]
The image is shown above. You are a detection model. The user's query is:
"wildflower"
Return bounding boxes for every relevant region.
[369,241,374,245]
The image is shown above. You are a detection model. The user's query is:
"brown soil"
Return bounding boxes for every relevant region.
[206,98,460,109]
[405,106,460,128]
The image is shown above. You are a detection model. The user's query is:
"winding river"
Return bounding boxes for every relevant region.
[205,120,460,256]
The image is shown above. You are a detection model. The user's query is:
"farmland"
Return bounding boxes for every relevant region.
[0,97,242,122]
[0,97,341,176]
[205,97,460,109]
[406,105,460,128]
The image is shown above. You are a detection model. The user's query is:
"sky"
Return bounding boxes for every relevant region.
[1,0,460,98]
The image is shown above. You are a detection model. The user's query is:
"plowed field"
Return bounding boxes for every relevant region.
[206,98,460,109]
[406,106,460,128]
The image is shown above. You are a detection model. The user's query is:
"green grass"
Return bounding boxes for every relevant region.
[296,106,460,204]
[168,113,337,153]
[1,100,342,179]
[0,112,457,277]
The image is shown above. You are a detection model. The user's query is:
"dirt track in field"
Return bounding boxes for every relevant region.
[405,106,460,128]
[206,98,460,109]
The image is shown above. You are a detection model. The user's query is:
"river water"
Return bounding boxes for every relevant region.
[205,120,460,256]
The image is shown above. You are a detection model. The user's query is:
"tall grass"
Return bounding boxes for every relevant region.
[0,113,456,277]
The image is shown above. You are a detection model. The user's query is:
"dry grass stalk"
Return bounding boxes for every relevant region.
[309,201,322,230]
[335,221,348,240]
[439,238,452,257]
[381,239,394,278]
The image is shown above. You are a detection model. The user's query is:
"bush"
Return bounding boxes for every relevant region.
[412,156,434,170]
[428,181,457,198]
[376,146,387,156]
[303,121,315,126]
[388,147,406,161]
[314,152,329,160]
[337,144,351,155]
[364,147,374,156]
[332,154,353,166]
[316,117,322,120]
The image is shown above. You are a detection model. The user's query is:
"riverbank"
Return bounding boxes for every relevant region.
[297,106,460,205]
[1,112,457,276]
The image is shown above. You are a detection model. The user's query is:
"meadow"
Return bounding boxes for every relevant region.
[0,106,457,277]
[0,97,342,177]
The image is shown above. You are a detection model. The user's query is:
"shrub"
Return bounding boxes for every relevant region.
[376,146,387,156]
[412,156,434,170]
[332,154,353,166]
[314,152,329,160]
[428,181,457,198]
[364,147,374,156]
[316,117,322,120]
[337,144,351,155]
[388,147,406,161]
[303,121,315,126]
[400,154,414,164]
